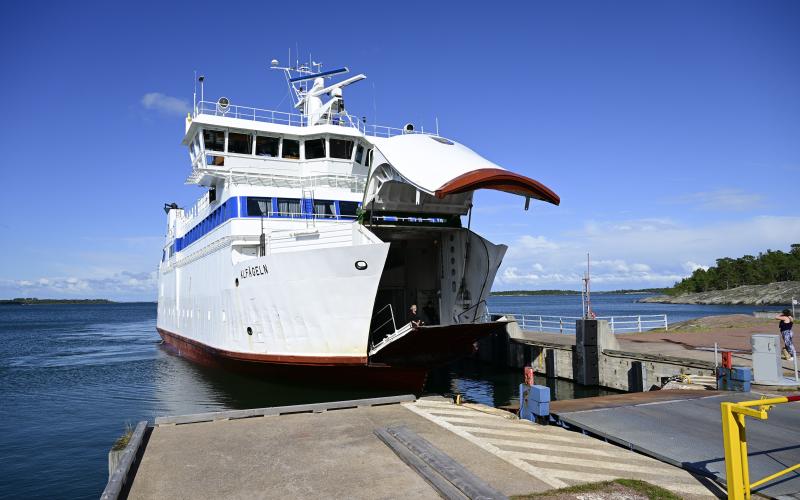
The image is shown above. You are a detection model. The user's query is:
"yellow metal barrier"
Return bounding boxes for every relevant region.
[721,395,800,499]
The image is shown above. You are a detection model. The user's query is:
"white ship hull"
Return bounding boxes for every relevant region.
[158,231,390,363]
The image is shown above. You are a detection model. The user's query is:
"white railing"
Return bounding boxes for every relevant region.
[196,100,309,127]
[187,168,367,192]
[492,313,669,334]
[194,100,435,138]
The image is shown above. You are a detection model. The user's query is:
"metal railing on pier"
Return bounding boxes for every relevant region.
[490,313,669,334]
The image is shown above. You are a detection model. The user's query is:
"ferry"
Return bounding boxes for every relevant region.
[156,58,560,391]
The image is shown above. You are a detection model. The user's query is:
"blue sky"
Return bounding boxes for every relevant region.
[0,0,798,300]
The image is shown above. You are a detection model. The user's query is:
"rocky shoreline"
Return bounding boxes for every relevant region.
[639,281,800,306]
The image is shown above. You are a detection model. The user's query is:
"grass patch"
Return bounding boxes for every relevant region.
[615,479,682,499]
[512,479,682,499]
[111,422,134,451]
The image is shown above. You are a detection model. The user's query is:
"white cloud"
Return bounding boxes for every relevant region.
[141,92,190,116]
[684,261,710,272]
[1,271,158,300]
[669,188,764,211]
[494,215,800,290]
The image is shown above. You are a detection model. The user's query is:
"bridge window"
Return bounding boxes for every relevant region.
[330,138,354,160]
[228,132,252,154]
[203,129,225,152]
[339,201,360,218]
[305,138,326,159]
[354,144,364,164]
[282,139,300,159]
[277,198,301,217]
[313,200,336,219]
[246,197,272,217]
[255,136,279,157]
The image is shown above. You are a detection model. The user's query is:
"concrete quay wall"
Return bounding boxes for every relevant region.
[480,318,715,392]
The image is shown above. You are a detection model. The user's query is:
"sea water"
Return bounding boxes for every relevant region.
[0,296,763,498]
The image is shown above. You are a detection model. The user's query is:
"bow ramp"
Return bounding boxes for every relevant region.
[369,322,509,366]
[361,133,560,364]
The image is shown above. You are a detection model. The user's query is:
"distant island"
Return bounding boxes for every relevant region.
[640,281,800,306]
[642,244,800,305]
[0,298,116,305]
[490,288,668,296]
[668,244,799,295]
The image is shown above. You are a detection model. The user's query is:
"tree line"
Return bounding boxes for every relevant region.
[671,244,800,294]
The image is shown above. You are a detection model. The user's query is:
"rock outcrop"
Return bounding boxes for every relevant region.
[639,281,800,305]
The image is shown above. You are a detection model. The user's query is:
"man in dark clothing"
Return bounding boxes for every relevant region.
[408,304,424,327]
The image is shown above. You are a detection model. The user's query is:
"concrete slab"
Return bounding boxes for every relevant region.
[127,401,547,499]
[556,392,800,498]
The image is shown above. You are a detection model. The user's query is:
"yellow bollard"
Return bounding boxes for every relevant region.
[721,402,745,499]
[737,412,750,500]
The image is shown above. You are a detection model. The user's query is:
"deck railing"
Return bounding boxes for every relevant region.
[194,100,434,138]
[491,313,669,334]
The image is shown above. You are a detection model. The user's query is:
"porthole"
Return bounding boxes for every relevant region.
[235,278,239,287]
[247,327,253,336]
[355,260,368,270]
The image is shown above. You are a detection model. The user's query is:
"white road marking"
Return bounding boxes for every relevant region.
[405,401,715,498]
[425,415,536,429]
[403,402,568,488]
[456,426,583,443]
[483,437,645,459]
[503,450,684,477]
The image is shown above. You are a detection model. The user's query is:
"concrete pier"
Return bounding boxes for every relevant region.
[111,395,718,499]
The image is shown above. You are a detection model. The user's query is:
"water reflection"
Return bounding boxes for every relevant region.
[424,358,620,408]
[151,344,403,417]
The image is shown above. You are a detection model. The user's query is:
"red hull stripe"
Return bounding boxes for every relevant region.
[157,328,368,366]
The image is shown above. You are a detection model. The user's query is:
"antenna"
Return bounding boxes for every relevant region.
[193,70,197,114]
[269,52,366,125]
[372,82,377,125]
[198,74,205,106]
[582,253,594,319]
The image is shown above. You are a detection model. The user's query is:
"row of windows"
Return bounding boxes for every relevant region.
[175,199,237,252]
[243,196,360,219]
[196,129,371,165]
[163,196,362,259]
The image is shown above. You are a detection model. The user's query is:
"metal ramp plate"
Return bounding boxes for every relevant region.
[556,392,800,498]
[369,322,507,367]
